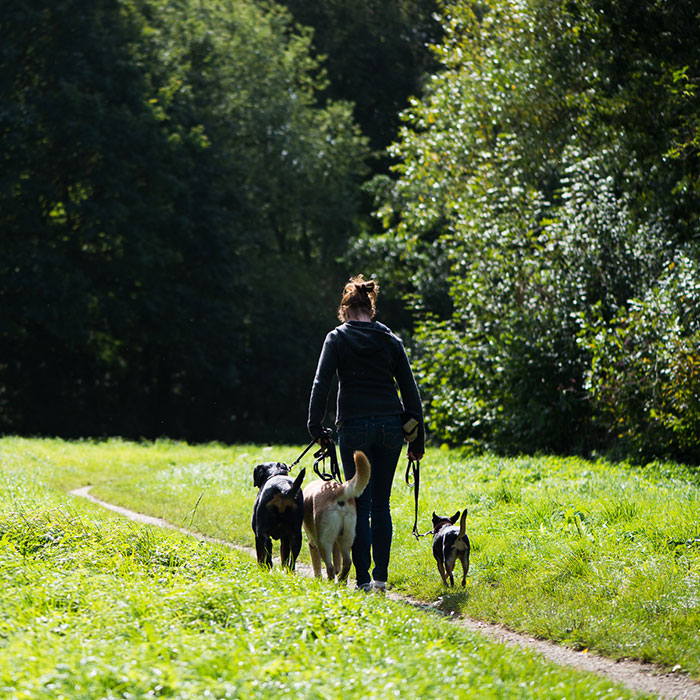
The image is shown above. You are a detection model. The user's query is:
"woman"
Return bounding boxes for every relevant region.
[307,274,424,591]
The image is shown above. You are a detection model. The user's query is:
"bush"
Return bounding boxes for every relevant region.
[582,253,700,462]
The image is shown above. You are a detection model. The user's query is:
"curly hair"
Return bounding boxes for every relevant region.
[337,274,379,322]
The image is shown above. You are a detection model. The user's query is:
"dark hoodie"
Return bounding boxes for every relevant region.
[307,320,424,454]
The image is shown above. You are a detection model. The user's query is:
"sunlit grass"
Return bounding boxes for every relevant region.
[392,451,700,674]
[0,454,649,700]
[1,436,699,680]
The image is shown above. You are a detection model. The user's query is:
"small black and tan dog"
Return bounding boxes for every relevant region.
[251,462,305,570]
[431,509,470,587]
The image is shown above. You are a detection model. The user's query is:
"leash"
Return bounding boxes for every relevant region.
[312,429,341,483]
[294,436,429,534]
[289,428,342,483]
[405,457,430,539]
[289,439,317,470]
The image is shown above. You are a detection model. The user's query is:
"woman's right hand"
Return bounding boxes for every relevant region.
[316,428,333,447]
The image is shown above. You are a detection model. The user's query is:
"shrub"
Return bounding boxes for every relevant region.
[582,253,700,462]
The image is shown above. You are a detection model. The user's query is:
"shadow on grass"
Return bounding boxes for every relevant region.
[434,589,471,614]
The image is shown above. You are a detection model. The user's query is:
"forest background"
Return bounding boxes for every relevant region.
[2,0,699,464]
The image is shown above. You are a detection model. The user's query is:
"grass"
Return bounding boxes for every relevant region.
[0,444,650,700]
[1,436,698,691]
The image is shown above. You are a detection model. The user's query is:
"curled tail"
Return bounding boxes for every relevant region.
[455,508,469,552]
[342,451,371,499]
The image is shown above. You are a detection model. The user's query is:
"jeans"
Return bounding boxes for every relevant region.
[338,415,404,586]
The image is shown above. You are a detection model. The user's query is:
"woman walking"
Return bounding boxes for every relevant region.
[307,274,424,591]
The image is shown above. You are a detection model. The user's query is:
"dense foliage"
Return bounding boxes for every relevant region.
[2,0,699,463]
[1,0,368,441]
[361,0,700,461]
[278,0,442,157]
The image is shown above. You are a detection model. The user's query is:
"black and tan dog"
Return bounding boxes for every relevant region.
[431,509,470,587]
[303,450,371,582]
[251,462,305,570]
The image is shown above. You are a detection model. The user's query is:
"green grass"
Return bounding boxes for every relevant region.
[1,436,698,694]
[397,451,700,668]
[0,443,649,700]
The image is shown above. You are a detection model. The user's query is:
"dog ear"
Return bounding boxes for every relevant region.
[253,464,267,489]
[450,510,461,524]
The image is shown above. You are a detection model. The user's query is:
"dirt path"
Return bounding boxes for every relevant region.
[69,486,700,700]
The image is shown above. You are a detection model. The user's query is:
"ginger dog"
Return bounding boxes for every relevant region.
[303,450,371,581]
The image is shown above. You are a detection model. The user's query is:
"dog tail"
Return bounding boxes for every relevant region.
[290,467,306,498]
[455,508,469,552]
[342,451,371,499]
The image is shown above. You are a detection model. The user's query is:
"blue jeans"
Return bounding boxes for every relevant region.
[338,415,404,586]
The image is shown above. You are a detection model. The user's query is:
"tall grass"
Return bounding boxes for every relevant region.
[2,436,698,680]
[0,451,648,699]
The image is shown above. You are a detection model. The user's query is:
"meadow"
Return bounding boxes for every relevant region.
[1,437,698,698]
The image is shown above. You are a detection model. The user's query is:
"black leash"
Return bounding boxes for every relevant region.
[405,457,429,539]
[289,439,316,470]
[312,430,341,483]
[293,435,428,534]
[289,429,342,484]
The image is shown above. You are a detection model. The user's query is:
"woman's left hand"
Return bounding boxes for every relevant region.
[407,450,423,461]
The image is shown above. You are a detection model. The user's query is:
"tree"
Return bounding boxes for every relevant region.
[0,0,369,441]
[360,0,700,458]
[279,0,442,157]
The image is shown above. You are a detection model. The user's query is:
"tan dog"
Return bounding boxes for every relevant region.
[303,450,371,581]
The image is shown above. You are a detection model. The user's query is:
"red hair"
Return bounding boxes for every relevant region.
[337,274,379,322]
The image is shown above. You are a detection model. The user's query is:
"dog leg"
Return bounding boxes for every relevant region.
[280,537,291,569]
[303,521,323,577]
[436,559,450,586]
[332,542,342,575]
[308,542,323,577]
[337,545,352,582]
[460,553,470,587]
[445,560,456,586]
[336,526,354,582]
[256,536,273,569]
[316,526,337,580]
[290,532,302,571]
[445,551,457,587]
[280,536,300,571]
[320,546,336,580]
[316,538,336,580]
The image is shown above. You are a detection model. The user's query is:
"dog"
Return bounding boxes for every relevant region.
[251,462,305,570]
[431,509,470,587]
[302,450,371,582]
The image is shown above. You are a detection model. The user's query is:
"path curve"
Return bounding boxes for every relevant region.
[69,486,700,700]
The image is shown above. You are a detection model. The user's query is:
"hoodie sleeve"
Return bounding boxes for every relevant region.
[307,332,338,440]
[394,341,425,454]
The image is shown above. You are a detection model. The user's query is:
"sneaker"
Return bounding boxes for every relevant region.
[356,582,372,593]
[371,580,387,593]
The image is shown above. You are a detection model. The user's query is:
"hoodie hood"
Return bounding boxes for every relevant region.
[335,320,394,356]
